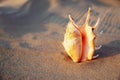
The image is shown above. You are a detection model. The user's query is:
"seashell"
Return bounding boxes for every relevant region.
[62,8,101,62]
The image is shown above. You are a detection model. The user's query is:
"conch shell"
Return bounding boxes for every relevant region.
[62,8,101,62]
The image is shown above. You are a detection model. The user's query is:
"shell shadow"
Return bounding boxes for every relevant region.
[95,40,120,58]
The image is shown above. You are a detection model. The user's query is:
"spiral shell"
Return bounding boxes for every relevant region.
[62,8,100,62]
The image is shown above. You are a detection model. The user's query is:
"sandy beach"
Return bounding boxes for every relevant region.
[0,0,120,80]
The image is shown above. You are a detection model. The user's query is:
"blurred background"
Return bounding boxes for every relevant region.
[0,0,120,80]
[0,0,120,37]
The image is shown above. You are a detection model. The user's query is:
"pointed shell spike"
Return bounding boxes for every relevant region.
[92,17,100,29]
[85,8,91,25]
[95,45,102,50]
[68,14,74,22]
[93,54,99,59]
[68,15,79,30]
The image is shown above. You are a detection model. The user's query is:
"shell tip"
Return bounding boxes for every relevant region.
[88,7,91,11]
[68,14,74,22]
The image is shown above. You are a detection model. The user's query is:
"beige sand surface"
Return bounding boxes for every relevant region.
[0,0,120,80]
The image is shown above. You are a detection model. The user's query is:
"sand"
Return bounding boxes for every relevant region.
[0,0,120,80]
